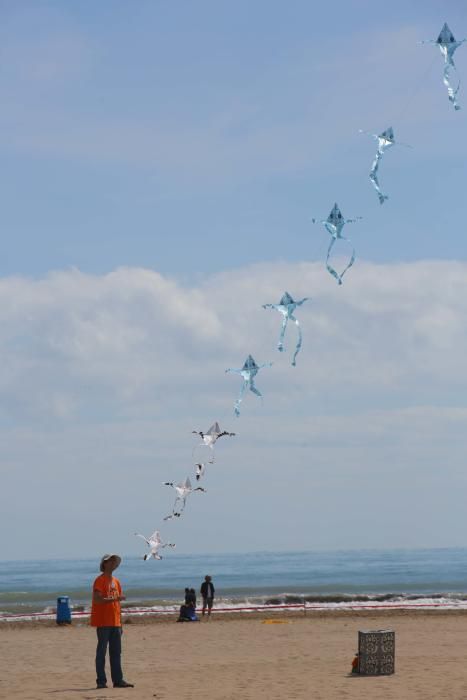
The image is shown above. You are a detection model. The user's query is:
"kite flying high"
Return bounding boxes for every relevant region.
[162,477,206,520]
[360,127,410,204]
[312,203,361,285]
[225,354,272,417]
[262,292,309,366]
[192,422,236,463]
[134,530,176,561]
[422,22,466,110]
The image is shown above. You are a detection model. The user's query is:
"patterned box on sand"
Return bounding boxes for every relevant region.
[358,629,395,675]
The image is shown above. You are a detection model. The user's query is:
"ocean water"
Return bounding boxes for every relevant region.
[1,547,467,619]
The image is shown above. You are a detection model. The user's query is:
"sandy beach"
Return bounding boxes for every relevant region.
[1,610,466,699]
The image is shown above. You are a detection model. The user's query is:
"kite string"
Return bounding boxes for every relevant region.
[392,52,439,124]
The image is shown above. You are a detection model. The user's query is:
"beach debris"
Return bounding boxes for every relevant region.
[312,203,361,285]
[192,422,236,463]
[134,530,176,561]
[225,354,272,417]
[422,22,466,110]
[262,292,309,366]
[262,619,290,624]
[359,127,411,204]
[162,477,206,520]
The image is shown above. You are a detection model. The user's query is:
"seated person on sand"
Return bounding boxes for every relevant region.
[178,601,199,622]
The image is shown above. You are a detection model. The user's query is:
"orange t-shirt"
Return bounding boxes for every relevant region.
[90,574,122,627]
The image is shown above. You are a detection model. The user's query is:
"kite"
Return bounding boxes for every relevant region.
[360,127,410,204]
[195,462,206,481]
[262,292,309,366]
[422,23,466,111]
[162,477,206,520]
[134,530,176,561]
[192,422,236,463]
[312,203,361,285]
[225,354,272,417]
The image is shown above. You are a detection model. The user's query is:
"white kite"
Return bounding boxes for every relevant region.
[312,203,361,285]
[422,23,466,111]
[192,422,236,463]
[195,462,206,481]
[225,355,273,417]
[359,127,411,204]
[134,530,176,561]
[262,292,309,366]
[163,477,206,520]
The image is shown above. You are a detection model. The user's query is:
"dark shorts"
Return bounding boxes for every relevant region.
[203,597,214,609]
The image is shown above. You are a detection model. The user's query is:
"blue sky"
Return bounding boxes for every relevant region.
[0,0,466,278]
[1,1,467,559]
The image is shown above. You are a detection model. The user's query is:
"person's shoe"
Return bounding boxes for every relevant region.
[96,682,107,689]
[113,680,135,688]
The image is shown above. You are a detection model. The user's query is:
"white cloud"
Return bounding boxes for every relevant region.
[0,259,466,415]
[1,260,467,557]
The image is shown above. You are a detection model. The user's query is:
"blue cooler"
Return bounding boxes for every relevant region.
[56,596,72,624]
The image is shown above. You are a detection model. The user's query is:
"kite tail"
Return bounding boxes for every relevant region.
[249,380,263,399]
[326,238,355,285]
[278,316,287,352]
[369,152,388,204]
[325,261,343,286]
[326,236,355,285]
[443,63,461,110]
[291,317,302,367]
[325,238,341,284]
[234,379,248,417]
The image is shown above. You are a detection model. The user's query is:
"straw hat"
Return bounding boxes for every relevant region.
[100,553,122,572]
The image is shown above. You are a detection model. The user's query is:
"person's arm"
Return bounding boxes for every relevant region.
[93,588,115,603]
[93,580,126,603]
[94,591,126,602]
[117,580,126,602]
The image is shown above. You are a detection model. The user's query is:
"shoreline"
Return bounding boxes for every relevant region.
[3,591,467,620]
[3,604,467,627]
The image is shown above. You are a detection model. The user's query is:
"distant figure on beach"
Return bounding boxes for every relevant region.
[185,587,197,607]
[178,587,199,622]
[200,575,215,617]
[351,651,360,674]
[178,599,199,622]
[90,554,134,690]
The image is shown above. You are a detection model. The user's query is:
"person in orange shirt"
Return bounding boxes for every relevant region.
[91,554,134,689]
